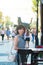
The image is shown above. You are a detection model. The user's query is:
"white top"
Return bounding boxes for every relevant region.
[1,30,5,34]
[24,33,30,39]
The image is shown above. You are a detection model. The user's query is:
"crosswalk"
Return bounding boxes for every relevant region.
[0,37,13,62]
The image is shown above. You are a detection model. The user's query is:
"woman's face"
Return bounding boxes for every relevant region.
[18,28,25,35]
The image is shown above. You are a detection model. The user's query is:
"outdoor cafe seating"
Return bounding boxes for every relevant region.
[18,46,43,65]
[18,48,33,65]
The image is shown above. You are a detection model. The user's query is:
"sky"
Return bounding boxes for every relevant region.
[0,0,33,24]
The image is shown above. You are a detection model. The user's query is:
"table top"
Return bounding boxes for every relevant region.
[18,48,43,52]
[29,48,43,51]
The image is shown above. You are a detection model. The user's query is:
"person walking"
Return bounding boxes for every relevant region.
[1,27,5,41]
[12,30,16,40]
[6,27,11,40]
[24,29,30,48]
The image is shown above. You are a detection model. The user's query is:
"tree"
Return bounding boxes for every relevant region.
[0,11,4,27]
[0,11,3,19]
[5,16,12,27]
[32,0,40,46]
[32,0,40,12]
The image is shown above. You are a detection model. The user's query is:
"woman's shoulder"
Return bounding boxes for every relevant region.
[14,35,19,43]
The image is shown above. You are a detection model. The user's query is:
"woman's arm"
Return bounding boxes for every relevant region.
[14,36,19,50]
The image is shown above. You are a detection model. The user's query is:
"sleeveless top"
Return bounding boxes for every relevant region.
[17,35,26,48]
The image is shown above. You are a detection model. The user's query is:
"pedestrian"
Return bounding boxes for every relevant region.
[6,27,11,40]
[12,30,16,40]
[31,29,35,43]
[1,27,5,41]
[24,29,30,48]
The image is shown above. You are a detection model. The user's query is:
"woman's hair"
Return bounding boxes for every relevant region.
[16,25,25,34]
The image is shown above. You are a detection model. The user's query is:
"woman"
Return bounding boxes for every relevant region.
[13,25,26,65]
[12,30,16,40]
[1,27,5,41]
[24,29,30,48]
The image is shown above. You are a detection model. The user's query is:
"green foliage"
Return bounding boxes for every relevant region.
[17,17,30,29]
[0,11,15,27]
[22,23,30,29]
[0,11,3,19]
[30,21,36,29]
[5,16,12,26]
[0,11,4,25]
[32,0,40,12]
[5,16,10,22]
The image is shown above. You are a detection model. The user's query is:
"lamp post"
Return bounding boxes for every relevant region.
[35,0,39,47]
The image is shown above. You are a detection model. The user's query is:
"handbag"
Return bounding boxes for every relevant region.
[8,46,17,62]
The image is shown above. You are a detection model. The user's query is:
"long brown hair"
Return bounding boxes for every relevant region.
[16,25,25,34]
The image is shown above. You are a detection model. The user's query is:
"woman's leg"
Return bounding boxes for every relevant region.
[20,53,27,65]
[7,36,9,40]
[2,34,4,41]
